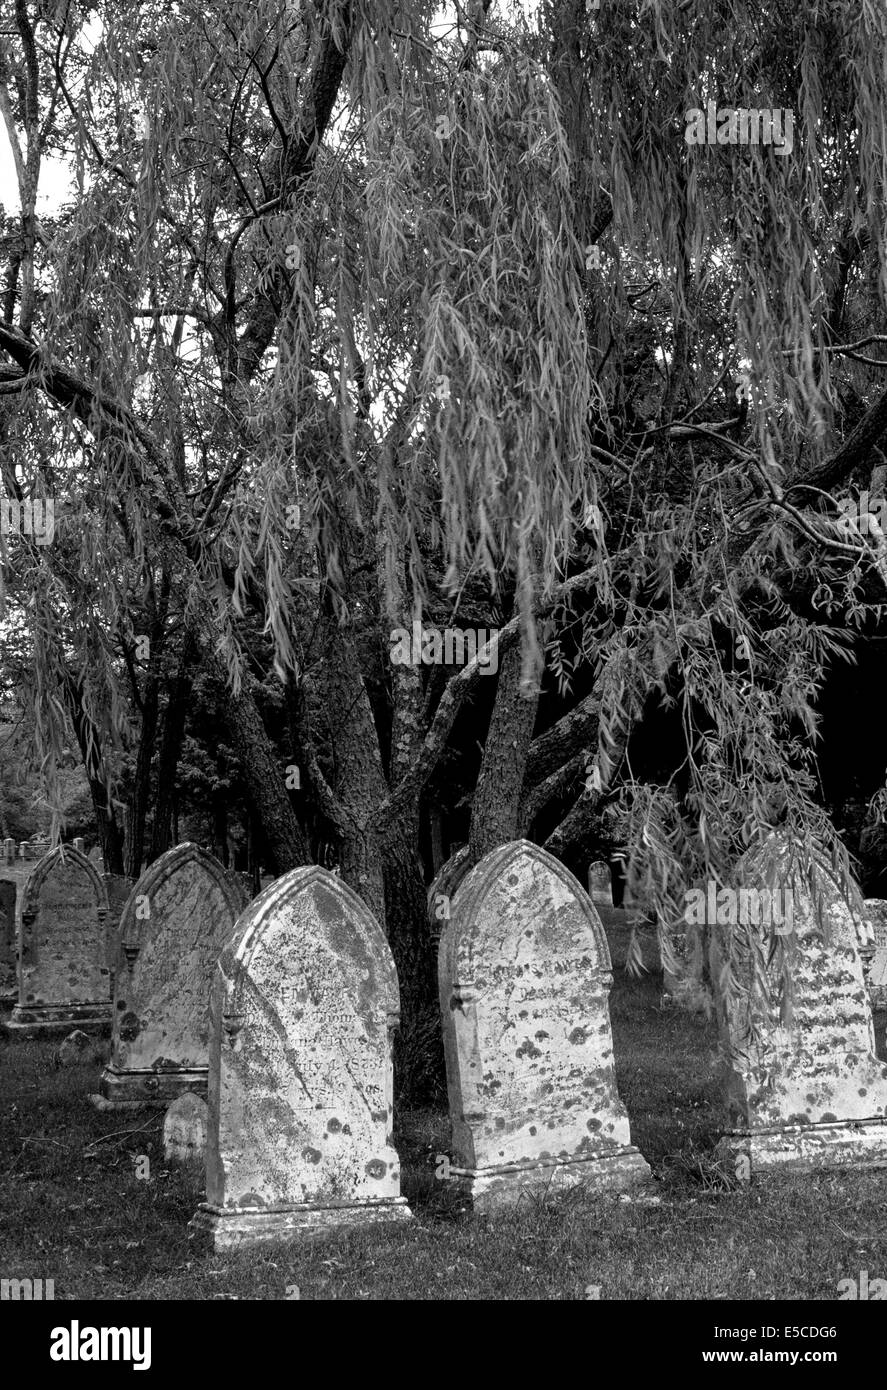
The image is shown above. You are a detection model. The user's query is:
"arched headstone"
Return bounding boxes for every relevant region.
[0,879,16,1001]
[711,834,887,1174]
[6,846,110,1035]
[95,844,249,1107]
[426,845,470,948]
[438,839,650,1211]
[191,865,412,1248]
[587,859,613,909]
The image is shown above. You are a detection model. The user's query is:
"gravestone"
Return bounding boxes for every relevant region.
[585,858,660,973]
[438,839,650,1211]
[661,905,712,1014]
[711,834,887,1175]
[95,844,249,1108]
[58,1029,92,1066]
[587,860,612,909]
[4,838,16,865]
[6,846,111,1036]
[101,873,135,993]
[73,837,85,854]
[427,846,470,949]
[0,879,16,1002]
[191,865,411,1248]
[164,1092,208,1163]
[863,899,887,1008]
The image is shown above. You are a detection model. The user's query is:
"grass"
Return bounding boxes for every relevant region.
[1,971,886,1300]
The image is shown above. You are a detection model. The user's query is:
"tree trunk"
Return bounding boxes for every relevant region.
[218,673,310,873]
[469,639,540,862]
[63,673,125,874]
[212,790,229,868]
[149,637,195,863]
[381,810,444,1103]
[125,673,159,879]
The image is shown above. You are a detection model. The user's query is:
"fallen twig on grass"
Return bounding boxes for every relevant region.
[83,1117,159,1155]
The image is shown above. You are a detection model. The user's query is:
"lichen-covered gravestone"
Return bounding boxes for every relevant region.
[426,846,470,949]
[95,844,249,1107]
[438,840,650,1211]
[0,879,16,1002]
[711,835,887,1175]
[164,1092,208,1163]
[863,899,887,1008]
[6,846,111,1036]
[191,865,412,1248]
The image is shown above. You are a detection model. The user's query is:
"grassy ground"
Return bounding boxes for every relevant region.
[1,971,886,1300]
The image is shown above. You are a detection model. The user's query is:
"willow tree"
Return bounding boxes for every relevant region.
[2,0,887,1082]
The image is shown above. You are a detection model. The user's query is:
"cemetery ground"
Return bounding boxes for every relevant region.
[2,971,885,1302]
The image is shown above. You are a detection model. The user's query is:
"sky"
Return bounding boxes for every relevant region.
[0,3,542,217]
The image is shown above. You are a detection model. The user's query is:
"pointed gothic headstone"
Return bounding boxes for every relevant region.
[711,834,887,1174]
[95,844,249,1107]
[6,846,110,1035]
[438,840,649,1211]
[191,865,412,1248]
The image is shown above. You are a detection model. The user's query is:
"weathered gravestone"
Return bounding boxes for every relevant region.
[587,857,661,974]
[711,834,887,1174]
[587,860,613,909]
[95,844,249,1108]
[164,1092,208,1163]
[6,846,111,1036]
[661,899,713,1014]
[191,865,412,1248]
[427,846,470,949]
[0,879,16,1002]
[438,840,650,1211]
[863,899,887,1009]
[58,1029,92,1066]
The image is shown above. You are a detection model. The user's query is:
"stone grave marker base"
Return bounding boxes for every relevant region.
[190,1197,412,1250]
[447,1146,651,1213]
[716,1117,887,1177]
[5,1002,111,1038]
[92,1066,208,1109]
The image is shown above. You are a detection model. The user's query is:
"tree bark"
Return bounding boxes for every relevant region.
[149,637,195,863]
[62,674,125,875]
[469,639,540,862]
